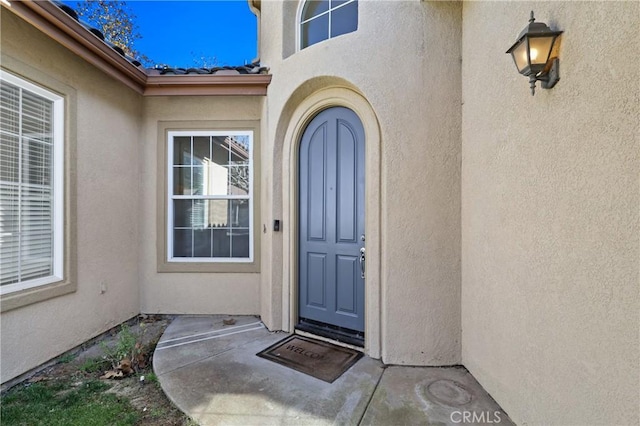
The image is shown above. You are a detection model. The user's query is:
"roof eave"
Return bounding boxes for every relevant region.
[5,0,147,94]
[144,74,272,96]
[2,0,271,97]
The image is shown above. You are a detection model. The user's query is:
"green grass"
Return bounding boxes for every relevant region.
[1,379,140,426]
[79,357,110,373]
[57,353,76,364]
[143,372,158,383]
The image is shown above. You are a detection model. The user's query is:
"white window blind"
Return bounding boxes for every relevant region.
[0,71,64,293]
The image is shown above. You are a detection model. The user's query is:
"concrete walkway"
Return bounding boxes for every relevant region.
[153,316,513,426]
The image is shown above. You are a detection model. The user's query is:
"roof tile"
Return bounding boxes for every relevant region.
[52,1,268,76]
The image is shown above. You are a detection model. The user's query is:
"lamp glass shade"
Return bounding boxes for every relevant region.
[528,36,555,66]
[506,12,564,94]
[511,39,530,74]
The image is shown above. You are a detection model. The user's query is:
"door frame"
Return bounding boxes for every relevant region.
[281,86,382,358]
[297,106,366,339]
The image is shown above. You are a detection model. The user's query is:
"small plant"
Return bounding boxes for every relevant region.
[80,357,110,374]
[143,372,158,384]
[149,407,166,418]
[58,353,76,364]
[100,322,149,378]
[101,324,135,368]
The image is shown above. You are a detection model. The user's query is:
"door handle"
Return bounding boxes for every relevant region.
[359,247,366,279]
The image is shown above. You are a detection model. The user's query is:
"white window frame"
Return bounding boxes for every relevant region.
[296,0,358,50]
[0,70,65,295]
[167,130,254,263]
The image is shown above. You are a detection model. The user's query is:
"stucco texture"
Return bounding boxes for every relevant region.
[259,0,462,364]
[461,1,639,424]
[3,3,638,423]
[1,11,141,383]
[138,96,262,315]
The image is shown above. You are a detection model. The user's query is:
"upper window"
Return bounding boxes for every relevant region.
[300,0,358,49]
[0,70,64,294]
[168,131,253,263]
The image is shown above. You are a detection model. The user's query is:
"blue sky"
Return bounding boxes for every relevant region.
[67,1,257,68]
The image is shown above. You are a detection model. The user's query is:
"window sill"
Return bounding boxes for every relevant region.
[157,259,259,274]
[0,278,77,312]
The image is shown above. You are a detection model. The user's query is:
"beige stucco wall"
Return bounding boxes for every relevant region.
[1,5,266,382]
[259,0,462,364]
[6,3,636,421]
[0,11,141,383]
[138,96,262,314]
[461,1,639,424]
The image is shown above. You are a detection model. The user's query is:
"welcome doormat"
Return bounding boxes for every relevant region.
[256,335,363,383]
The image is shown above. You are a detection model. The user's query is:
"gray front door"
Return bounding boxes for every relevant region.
[298,107,365,333]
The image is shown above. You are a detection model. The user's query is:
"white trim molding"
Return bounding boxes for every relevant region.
[166,130,254,264]
[0,69,65,295]
[280,85,382,358]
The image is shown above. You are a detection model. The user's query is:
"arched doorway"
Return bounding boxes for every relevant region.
[274,84,382,357]
[297,107,365,345]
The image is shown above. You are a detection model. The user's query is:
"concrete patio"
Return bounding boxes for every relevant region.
[153,316,513,425]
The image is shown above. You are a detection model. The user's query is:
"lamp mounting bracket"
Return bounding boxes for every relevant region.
[540,58,560,90]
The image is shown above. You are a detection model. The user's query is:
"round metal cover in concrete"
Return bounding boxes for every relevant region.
[426,379,473,407]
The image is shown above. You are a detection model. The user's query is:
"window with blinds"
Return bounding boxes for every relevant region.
[0,70,64,294]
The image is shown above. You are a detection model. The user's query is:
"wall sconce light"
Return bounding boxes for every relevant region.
[506,11,563,95]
